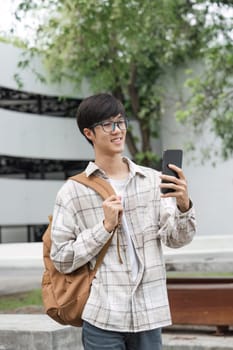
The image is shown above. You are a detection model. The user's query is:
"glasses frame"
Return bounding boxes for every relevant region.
[90,117,128,133]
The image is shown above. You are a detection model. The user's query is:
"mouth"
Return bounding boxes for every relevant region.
[110,137,122,144]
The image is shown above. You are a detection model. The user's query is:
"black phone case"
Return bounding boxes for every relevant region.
[161,149,183,194]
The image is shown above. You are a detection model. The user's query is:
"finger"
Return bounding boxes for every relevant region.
[160,182,177,193]
[118,209,123,222]
[161,182,188,200]
[103,198,123,210]
[161,191,177,198]
[104,195,122,203]
[160,174,179,183]
[168,164,185,180]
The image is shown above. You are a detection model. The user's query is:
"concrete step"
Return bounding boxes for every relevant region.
[0,315,83,350]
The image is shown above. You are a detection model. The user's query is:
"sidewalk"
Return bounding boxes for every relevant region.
[163,325,233,349]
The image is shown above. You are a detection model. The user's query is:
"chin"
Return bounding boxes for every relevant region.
[110,146,124,155]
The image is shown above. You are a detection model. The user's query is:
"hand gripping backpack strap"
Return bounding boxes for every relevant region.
[70,172,122,268]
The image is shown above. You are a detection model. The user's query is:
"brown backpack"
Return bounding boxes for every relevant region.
[41,172,116,327]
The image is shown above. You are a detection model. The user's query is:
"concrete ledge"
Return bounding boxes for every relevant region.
[163,235,233,273]
[0,235,232,272]
[0,243,43,268]
[0,267,43,295]
[0,315,83,350]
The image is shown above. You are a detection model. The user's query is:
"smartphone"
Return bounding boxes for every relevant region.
[161,149,183,194]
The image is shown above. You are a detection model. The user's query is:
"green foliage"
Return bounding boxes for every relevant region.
[11,0,233,164]
[174,1,233,161]
[176,41,233,161]
[0,289,42,311]
[167,271,233,278]
[13,73,24,89]
[135,151,160,169]
[214,111,233,159]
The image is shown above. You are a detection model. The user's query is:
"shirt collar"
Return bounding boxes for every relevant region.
[85,162,105,177]
[85,156,146,178]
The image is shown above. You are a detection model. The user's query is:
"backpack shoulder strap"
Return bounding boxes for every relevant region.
[70,172,116,199]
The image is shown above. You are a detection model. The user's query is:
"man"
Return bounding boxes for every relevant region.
[51,93,196,350]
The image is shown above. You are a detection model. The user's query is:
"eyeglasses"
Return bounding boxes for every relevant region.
[90,118,128,133]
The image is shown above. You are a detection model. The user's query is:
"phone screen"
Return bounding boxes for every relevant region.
[161,149,183,194]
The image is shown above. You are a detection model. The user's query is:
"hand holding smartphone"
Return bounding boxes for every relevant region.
[161,149,183,194]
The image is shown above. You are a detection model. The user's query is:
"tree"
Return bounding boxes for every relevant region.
[12,0,233,165]
[175,1,233,162]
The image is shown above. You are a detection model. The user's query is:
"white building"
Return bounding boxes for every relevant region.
[0,42,94,242]
[0,42,232,243]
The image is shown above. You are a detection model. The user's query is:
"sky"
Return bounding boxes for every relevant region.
[0,1,21,36]
[0,0,38,43]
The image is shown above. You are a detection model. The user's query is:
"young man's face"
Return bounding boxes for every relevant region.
[84,114,127,156]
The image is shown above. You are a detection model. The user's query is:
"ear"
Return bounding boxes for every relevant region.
[83,128,95,142]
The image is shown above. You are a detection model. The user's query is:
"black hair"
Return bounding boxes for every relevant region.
[76,93,126,145]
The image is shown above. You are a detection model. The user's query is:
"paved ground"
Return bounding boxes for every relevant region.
[163,325,233,349]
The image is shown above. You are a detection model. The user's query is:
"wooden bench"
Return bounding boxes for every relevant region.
[167,277,233,335]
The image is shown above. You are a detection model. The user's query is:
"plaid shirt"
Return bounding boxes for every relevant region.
[51,157,196,332]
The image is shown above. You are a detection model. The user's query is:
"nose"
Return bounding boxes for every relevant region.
[112,122,121,132]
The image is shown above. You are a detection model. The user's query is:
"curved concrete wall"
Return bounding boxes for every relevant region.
[0,108,94,160]
[0,42,133,242]
[0,42,93,236]
[0,178,63,225]
[0,42,90,98]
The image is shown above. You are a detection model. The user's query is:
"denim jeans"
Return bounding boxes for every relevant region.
[82,321,162,350]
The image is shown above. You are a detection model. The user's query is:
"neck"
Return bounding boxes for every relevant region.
[95,154,129,180]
